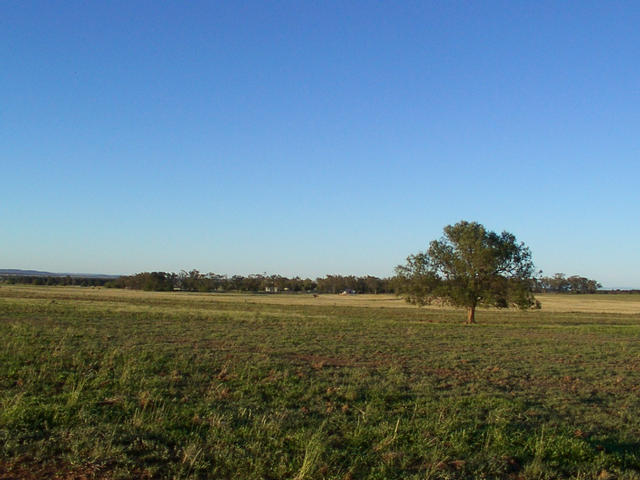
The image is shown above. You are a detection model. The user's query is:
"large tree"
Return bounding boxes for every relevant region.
[395,221,538,323]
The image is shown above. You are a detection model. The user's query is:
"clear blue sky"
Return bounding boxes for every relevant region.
[2,1,639,287]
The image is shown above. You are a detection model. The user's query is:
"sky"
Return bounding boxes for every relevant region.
[2,1,639,287]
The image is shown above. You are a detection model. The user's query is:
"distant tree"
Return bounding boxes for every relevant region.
[536,273,601,294]
[549,273,570,293]
[395,221,538,324]
[100,271,396,294]
[567,275,601,294]
[302,278,317,292]
[364,275,383,294]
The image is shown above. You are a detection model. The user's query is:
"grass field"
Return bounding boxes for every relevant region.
[1,286,640,479]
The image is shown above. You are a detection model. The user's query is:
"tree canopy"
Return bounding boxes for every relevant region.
[104,271,395,294]
[535,273,601,294]
[395,221,538,323]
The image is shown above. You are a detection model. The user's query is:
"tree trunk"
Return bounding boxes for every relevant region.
[466,305,476,324]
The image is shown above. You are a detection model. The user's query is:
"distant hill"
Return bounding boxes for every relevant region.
[0,269,120,279]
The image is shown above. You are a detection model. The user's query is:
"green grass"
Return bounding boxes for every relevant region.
[1,286,640,479]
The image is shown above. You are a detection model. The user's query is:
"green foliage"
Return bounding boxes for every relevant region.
[537,273,602,294]
[0,274,110,287]
[107,271,396,294]
[396,221,538,321]
[2,286,640,479]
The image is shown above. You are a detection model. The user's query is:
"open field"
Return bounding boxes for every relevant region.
[1,286,640,479]
[5,285,640,313]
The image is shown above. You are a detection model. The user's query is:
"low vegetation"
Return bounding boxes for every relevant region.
[105,272,394,294]
[534,274,602,294]
[1,286,640,479]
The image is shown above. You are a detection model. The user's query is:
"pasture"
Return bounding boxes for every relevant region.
[1,285,640,479]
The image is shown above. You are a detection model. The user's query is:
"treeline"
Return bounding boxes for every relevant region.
[534,273,601,294]
[2,270,612,295]
[105,270,395,294]
[0,275,111,287]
